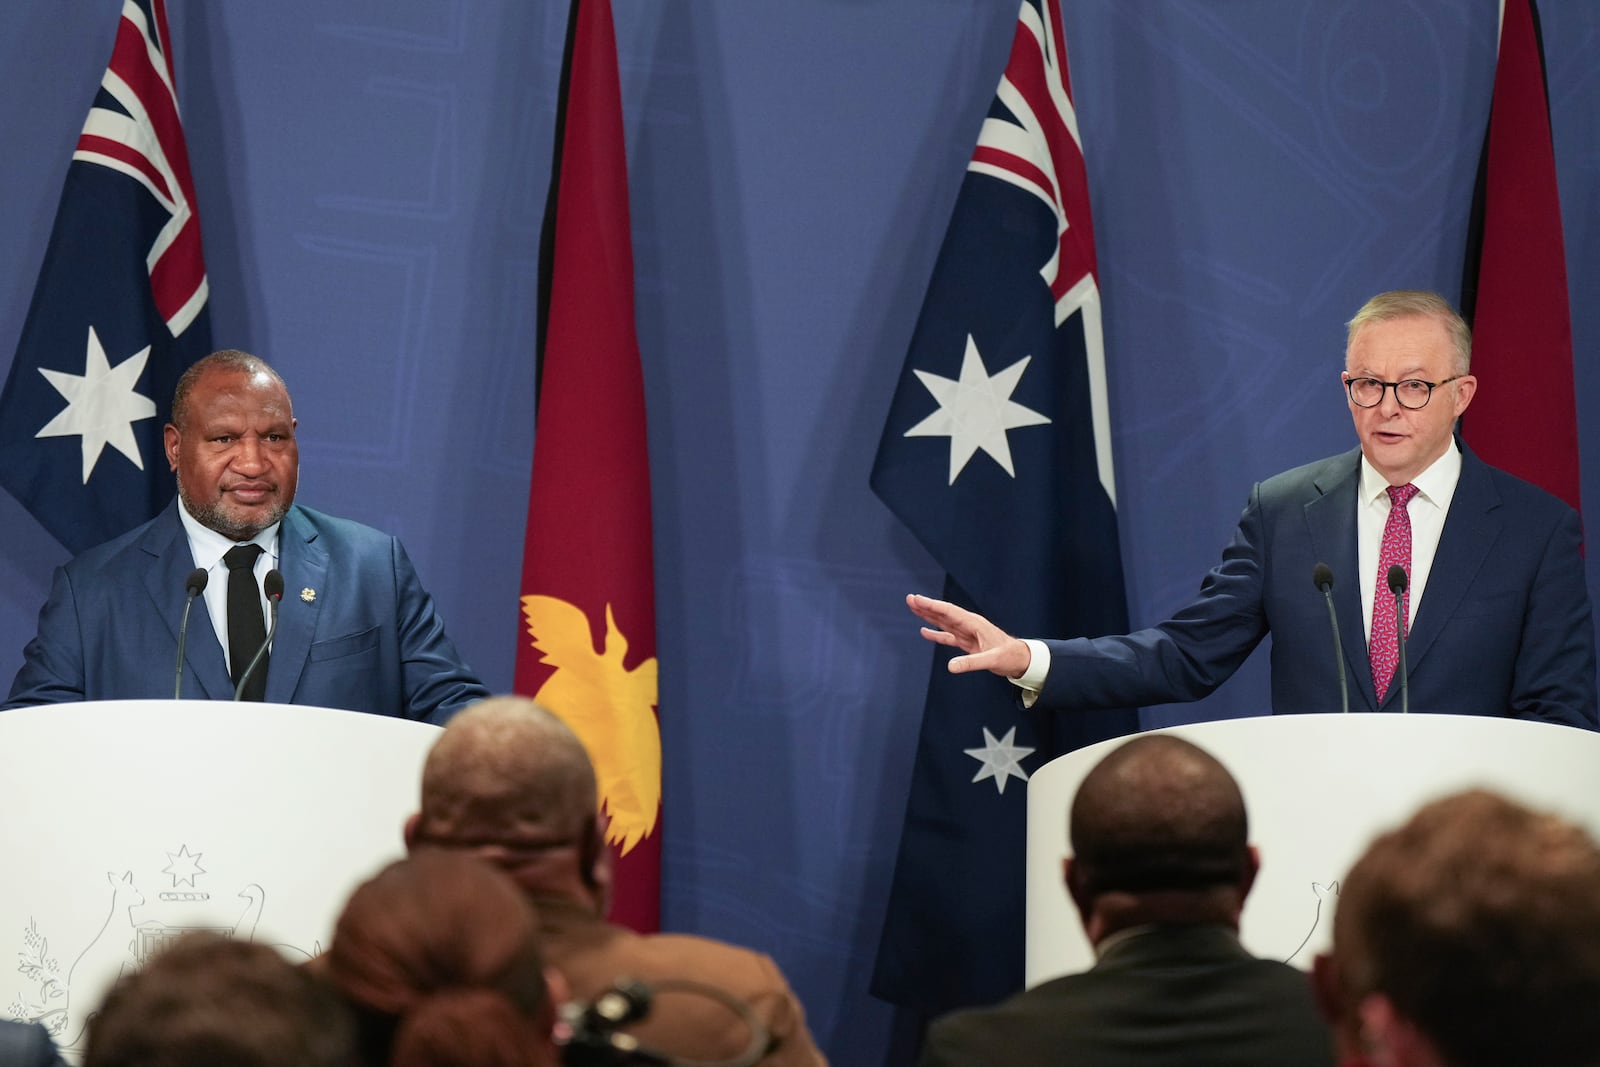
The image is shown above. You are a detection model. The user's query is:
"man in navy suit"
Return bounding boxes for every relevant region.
[4,350,487,722]
[0,1020,66,1067]
[908,291,1596,727]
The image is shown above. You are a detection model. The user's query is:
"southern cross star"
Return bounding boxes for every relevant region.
[964,725,1035,795]
[903,334,1050,485]
[35,325,157,483]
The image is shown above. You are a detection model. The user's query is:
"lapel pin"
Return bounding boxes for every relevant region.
[300,588,317,603]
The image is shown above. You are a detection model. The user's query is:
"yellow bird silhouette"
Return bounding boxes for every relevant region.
[520,594,660,854]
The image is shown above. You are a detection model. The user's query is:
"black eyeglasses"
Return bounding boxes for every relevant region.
[1344,374,1464,410]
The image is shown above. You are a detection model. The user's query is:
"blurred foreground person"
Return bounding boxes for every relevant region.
[1319,789,1600,1067]
[83,931,355,1067]
[921,734,1334,1067]
[322,851,560,1067]
[407,696,825,1066]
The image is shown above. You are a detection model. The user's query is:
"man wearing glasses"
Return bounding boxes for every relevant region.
[907,290,1597,727]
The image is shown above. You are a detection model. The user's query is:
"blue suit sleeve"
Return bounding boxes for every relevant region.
[389,538,490,725]
[3,565,87,708]
[1037,483,1271,710]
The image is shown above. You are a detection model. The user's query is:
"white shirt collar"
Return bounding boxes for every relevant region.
[1358,438,1462,509]
[176,498,281,568]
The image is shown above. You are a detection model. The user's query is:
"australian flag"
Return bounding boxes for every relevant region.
[870,0,1138,1016]
[0,0,211,554]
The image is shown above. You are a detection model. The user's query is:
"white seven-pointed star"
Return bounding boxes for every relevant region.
[903,334,1050,485]
[35,326,157,483]
[163,844,206,888]
[964,725,1035,795]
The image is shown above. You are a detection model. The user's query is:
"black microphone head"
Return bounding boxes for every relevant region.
[1387,564,1408,595]
[185,568,208,596]
[263,569,285,601]
[1312,562,1334,593]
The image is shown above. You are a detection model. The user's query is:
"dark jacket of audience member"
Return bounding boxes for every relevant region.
[0,1019,67,1067]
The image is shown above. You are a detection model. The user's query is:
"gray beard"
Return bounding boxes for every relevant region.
[176,478,289,541]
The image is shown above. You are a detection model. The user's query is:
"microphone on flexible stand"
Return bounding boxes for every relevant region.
[1311,563,1349,714]
[173,568,209,700]
[1387,564,1409,715]
[233,570,284,702]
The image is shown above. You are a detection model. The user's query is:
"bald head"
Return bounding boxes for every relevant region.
[413,697,598,853]
[170,349,288,431]
[1068,735,1252,929]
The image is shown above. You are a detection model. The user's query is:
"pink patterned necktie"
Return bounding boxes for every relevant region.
[1370,482,1419,702]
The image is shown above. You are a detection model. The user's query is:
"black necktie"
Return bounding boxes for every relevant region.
[224,543,267,700]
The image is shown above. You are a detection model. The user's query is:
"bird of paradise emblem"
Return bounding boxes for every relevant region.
[520,594,660,854]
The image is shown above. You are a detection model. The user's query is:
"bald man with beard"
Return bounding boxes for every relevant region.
[403,696,825,1066]
[921,734,1334,1067]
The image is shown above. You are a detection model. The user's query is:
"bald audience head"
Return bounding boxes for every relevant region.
[1331,789,1600,1067]
[1066,734,1256,941]
[406,696,607,909]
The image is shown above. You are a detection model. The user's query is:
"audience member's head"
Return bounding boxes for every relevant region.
[1328,788,1600,1067]
[1066,733,1256,943]
[84,931,356,1067]
[323,850,560,1067]
[405,695,608,911]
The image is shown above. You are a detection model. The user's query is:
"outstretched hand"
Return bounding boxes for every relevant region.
[906,593,1033,679]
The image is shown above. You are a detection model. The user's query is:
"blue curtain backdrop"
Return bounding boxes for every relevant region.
[3,3,1599,1064]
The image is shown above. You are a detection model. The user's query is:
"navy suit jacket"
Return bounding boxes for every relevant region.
[4,502,488,724]
[0,1020,66,1067]
[1042,444,1597,727]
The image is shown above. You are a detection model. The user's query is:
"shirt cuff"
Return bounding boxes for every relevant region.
[1008,639,1049,708]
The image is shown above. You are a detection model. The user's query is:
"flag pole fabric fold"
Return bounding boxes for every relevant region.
[869,0,1138,1015]
[0,0,212,553]
[515,0,662,933]
[1460,0,1581,511]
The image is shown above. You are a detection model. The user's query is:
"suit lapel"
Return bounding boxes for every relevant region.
[1302,451,1379,712]
[138,504,234,700]
[1405,445,1500,674]
[264,506,327,704]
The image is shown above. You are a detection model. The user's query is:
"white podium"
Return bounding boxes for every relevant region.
[1026,713,1600,987]
[0,700,439,1052]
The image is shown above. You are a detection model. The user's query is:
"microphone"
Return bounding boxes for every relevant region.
[1387,564,1409,714]
[1311,563,1349,714]
[233,570,284,702]
[173,568,209,700]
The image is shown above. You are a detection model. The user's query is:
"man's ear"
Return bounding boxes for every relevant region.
[580,817,614,895]
[1064,857,1091,918]
[1240,844,1261,900]
[163,423,181,471]
[402,812,421,853]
